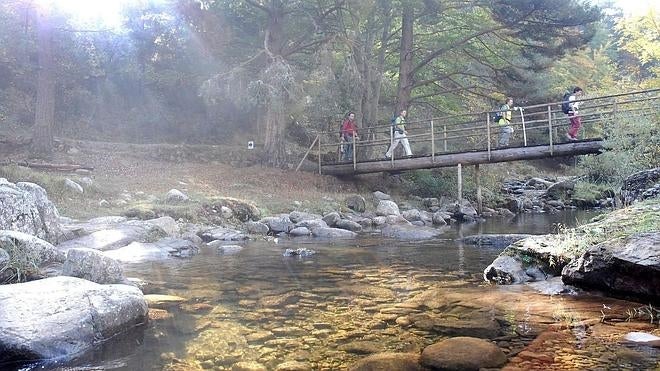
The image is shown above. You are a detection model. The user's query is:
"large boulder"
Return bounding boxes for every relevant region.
[562,233,660,301]
[335,219,363,232]
[621,167,660,204]
[0,276,148,363]
[446,200,478,221]
[259,216,294,234]
[345,195,367,213]
[322,212,341,227]
[373,191,392,201]
[376,200,400,216]
[57,223,167,252]
[62,248,124,284]
[198,227,248,241]
[0,230,65,282]
[0,179,63,244]
[289,211,322,223]
[105,238,198,262]
[402,209,422,222]
[483,256,541,284]
[245,221,269,235]
[544,179,576,200]
[295,219,328,230]
[165,188,189,204]
[381,224,445,240]
[420,337,506,371]
[311,227,357,239]
[206,197,261,222]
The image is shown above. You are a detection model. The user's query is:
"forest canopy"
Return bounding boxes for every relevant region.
[0,0,657,164]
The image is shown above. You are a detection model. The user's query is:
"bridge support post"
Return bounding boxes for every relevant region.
[475,164,482,214]
[547,105,554,155]
[318,135,322,175]
[352,133,357,170]
[486,114,491,160]
[457,163,462,201]
[431,120,435,163]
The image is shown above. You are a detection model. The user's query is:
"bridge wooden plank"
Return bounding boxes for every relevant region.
[322,140,604,176]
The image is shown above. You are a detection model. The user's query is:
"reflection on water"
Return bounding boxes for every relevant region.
[15,210,660,370]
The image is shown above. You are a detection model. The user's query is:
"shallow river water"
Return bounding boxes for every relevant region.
[18,211,660,370]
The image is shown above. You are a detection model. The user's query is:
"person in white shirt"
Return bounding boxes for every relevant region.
[566,87,584,140]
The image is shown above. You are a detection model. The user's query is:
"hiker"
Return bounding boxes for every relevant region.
[340,112,359,161]
[497,97,515,147]
[564,87,584,141]
[385,109,413,159]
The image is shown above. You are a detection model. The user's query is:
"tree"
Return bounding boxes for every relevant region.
[392,0,601,113]
[31,4,55,157]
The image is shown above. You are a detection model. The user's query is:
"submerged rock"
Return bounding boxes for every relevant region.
[0,276,147,363]
[420,337,506,371]
[348,352,425,371]
[283,248,316,257]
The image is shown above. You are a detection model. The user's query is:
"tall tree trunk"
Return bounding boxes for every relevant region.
[365,0,392,127]
[262,0,288,167]
[32,6,55,157]
[396,4,414,113]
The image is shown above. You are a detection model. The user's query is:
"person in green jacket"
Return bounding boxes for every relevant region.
[385,109,413,158]
[497,97,514,147]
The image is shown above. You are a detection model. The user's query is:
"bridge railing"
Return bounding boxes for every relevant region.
[297,89,659,174]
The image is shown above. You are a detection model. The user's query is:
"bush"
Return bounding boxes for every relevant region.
[579,114,660,186]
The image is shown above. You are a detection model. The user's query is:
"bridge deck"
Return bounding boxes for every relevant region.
[321,139,603,176]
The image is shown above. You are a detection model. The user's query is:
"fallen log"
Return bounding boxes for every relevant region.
[8,161,94,172]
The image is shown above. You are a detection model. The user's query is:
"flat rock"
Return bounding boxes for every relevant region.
[311,227,357,239]
[0,276,147,363]
[461,234,532,248]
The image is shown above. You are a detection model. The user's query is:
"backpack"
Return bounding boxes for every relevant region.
[561,92,571,114]
[391,115,404,133]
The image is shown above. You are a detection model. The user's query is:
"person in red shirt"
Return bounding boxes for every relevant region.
[340,112,359,161]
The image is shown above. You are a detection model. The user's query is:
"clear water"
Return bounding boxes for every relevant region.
[11,210,660,370]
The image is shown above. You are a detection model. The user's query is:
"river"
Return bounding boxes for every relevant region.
[15,210,660,370]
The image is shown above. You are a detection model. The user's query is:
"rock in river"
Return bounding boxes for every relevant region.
[0,276,147,363]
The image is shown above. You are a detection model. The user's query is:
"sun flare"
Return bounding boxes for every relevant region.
[35,0,137,28]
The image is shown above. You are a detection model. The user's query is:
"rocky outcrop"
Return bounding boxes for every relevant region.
[562,233,660,301]
[0,179,63,244]
[0,276,147,363]
[621,167,660,204]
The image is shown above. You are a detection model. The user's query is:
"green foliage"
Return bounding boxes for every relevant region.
[404,170,456,198]
[615,10,660,87]
[578,114,660,185]
[573,181,614,204]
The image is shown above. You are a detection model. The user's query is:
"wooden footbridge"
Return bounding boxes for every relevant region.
[297,89,659,177]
